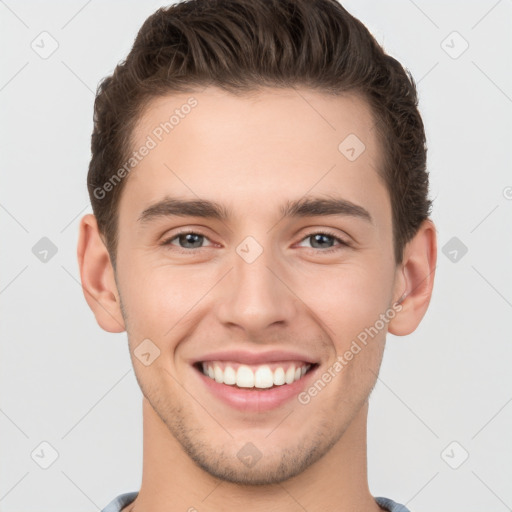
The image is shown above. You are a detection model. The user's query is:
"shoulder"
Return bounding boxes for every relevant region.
[100,491,138,512]
[375,496,412,512]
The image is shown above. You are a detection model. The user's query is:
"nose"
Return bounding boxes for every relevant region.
[215,240,298,336]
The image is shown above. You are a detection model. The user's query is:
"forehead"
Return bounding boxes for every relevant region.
[122,86,389,230]
[134,86,380,160]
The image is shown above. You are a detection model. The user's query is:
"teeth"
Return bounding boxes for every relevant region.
[273,367,285,386]
[214,365,224,383]
[236,365,255,388]
[254,365,274,388]
[223,365,236,385]
[201,362,311,389]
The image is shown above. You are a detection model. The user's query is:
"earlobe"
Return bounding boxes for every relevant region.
[77,214,126,333]
[388,219,437,336]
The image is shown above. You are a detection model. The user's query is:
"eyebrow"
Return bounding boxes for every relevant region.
[138,196,373,224]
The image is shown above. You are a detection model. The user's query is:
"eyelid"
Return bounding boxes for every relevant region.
[160,228,351,252]
[296,229,351,249]
[161,229,216,247]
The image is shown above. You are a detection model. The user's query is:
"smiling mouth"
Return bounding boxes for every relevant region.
[194,361,317,390]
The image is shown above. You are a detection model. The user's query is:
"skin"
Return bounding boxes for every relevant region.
[78,86,437,512]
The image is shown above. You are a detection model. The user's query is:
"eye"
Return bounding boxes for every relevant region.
[297,231,350,253]
[160,229,350,254]
[162,231,215,250]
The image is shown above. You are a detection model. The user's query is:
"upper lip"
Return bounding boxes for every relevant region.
[193,349,317,366]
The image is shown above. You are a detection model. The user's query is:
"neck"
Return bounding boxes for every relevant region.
[126,398,381,512]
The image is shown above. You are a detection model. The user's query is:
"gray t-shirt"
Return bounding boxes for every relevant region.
[101,492,411,512]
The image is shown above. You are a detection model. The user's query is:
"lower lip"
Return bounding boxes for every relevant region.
[195,365,318,412]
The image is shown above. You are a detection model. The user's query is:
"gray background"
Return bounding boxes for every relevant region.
[1,0,511,510]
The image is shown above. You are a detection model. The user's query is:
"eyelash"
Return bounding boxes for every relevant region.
[161,229,350,254]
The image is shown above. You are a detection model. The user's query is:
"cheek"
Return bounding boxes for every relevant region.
[306,267,391,404]
[299,261,393,342]
[118,262,211,341]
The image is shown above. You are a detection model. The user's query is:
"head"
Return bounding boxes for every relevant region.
[79,0,436,486]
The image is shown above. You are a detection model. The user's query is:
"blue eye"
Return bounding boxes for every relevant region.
[163,231,214,250]
[161,230,349,254]
[297,231,349,252]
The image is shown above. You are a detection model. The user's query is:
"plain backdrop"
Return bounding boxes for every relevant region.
[1,1,511,510]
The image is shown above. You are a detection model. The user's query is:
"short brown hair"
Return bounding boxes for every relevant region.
[87,0,432,267]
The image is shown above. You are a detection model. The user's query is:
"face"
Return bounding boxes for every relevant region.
[113,86,402,484]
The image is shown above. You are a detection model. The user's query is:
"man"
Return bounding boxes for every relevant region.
[77,0,437,510]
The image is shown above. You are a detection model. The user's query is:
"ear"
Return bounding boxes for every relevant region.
[77,214,125,333]
[388,219,437,336]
